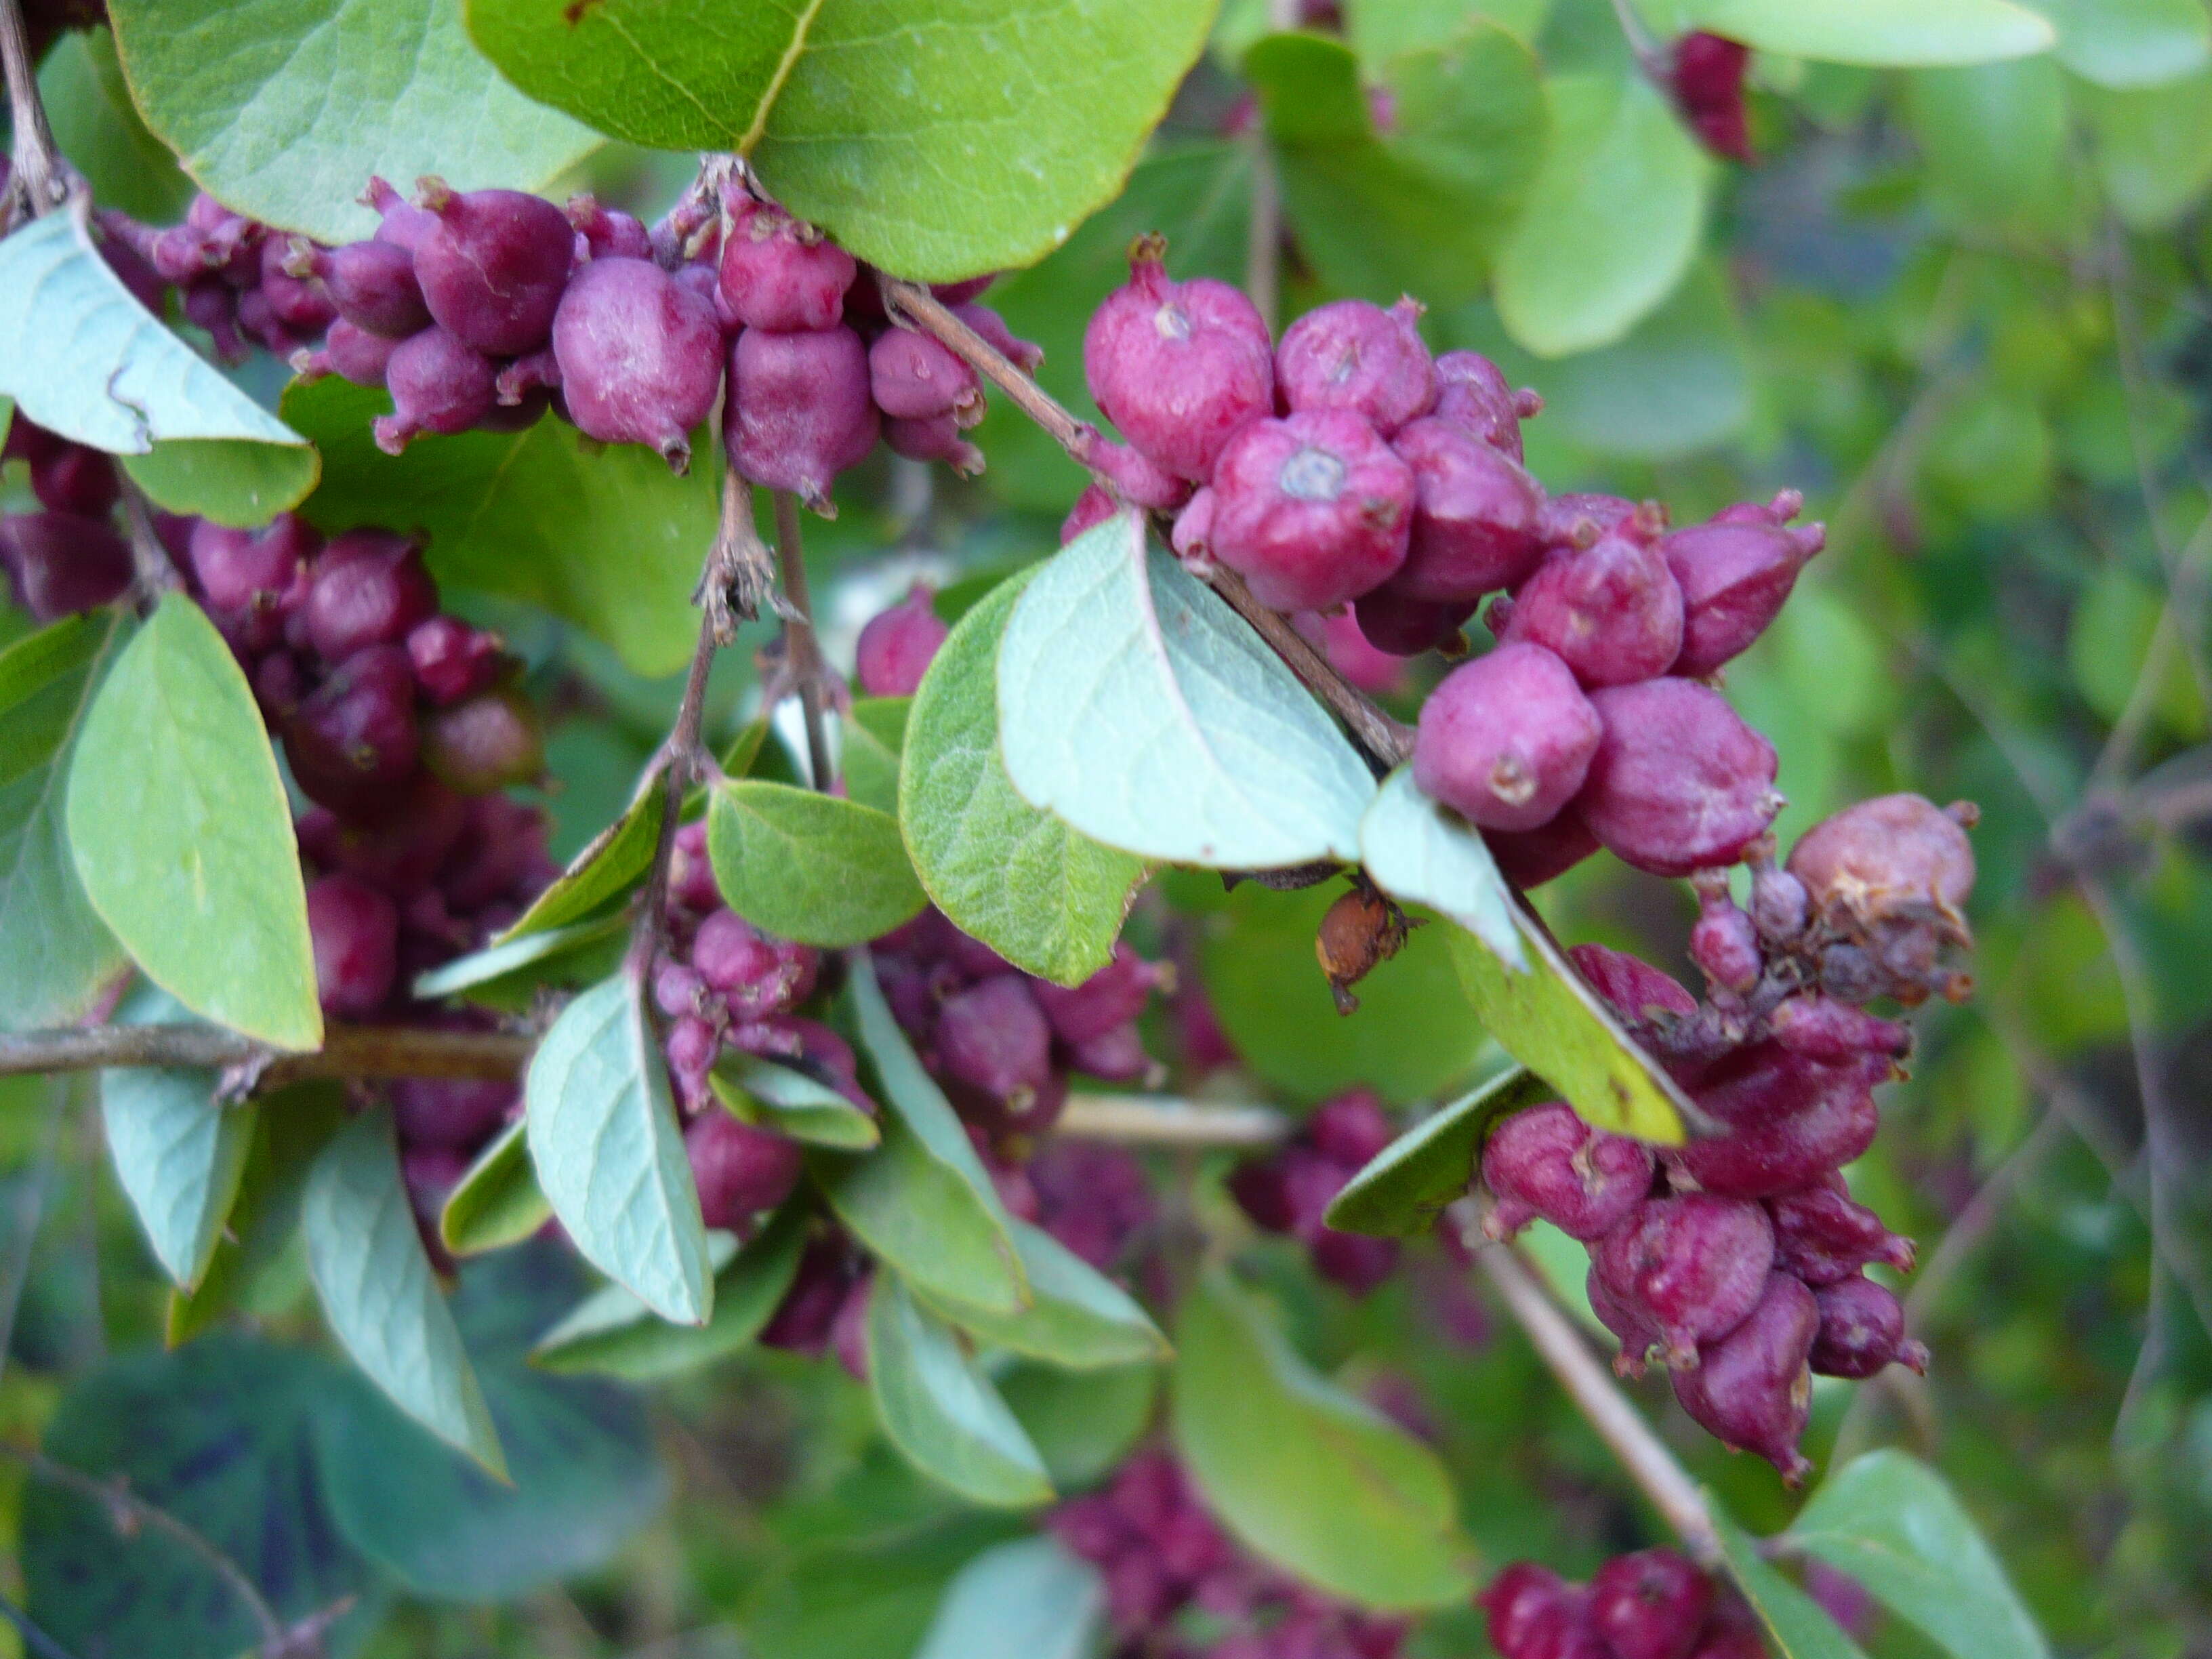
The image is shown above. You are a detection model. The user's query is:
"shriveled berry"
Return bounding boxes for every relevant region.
[411,180,574,356]
[1082,237,1273,481]
[1569,941,1698,1024]
[1688,876,1762,996]
[1208,409,1414,611]
[422,687,544,794]
[0,512,131,620]
[1315,883,1409,1013]
[1673,1043,1881,1200]
[1670,1271,1818,1481]
[716,197,857,331]
[1351,583,1473,657]
[1593,1192,1775,1367]
[1661,512,1824,676]
[1786,794,1976,935]
[372,326,499,454]
[1810,1272,1929,1378]
[552,255,724,470]
[304,529,438,662]
[1480,1100,1654,1240]
[1388,417,1547,603]
[1501,534,1685,687]
[1432,350,1540,460]
[1768,1172,1914,1284]
[935,973,1054,1114]
[855,585,947,697]
[406,615,506,705]
[306,873,399,1016]
[869,327,982,423]
[1591,1549,1713,1659]
[1579,680,1781,876]
[1415,643,1600,832]
[724,327,879,511]
[1275,297,1435,436]
[1030,941,1160,1045]
[1488,813,1600,891]
[1767,994,1910,1062]
[284,645,421,816]
[686,1110,804,1229]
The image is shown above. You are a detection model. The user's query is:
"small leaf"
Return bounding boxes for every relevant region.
[121,438,319,527]
[0,205,310,456]
[913,1537,1105,1659]
[525,975,714,1325]
[1787,1451,2051,1659]
[924,1220,1169,1370]
[99,984,255,1290]
[711,1052,880,1151]
[999,1361,1160,1490]
[1359,766,1526,970]
[1324,1065,1546,1238]
[1494,75,1712,357]
[998,510,1376,869]
[108,0,600,243]
[869,1275,1055,1509]
[67,594,321,1050]
[1446,919,1690,1144]
[439,1119,552,1257]
[414,912,628,1002]
[707,780,927,947]
[902,568,1147,986]
[2027,0,2209,87]
[496,779,666,942]
[1174,1271,1473,1608]
[0,613,127,1031]
[532,1214,806,1380]
[1681,0,2057,64]
[304,1107,507,1477]
[843,696,910,817]
[1712,1508,1871,1659]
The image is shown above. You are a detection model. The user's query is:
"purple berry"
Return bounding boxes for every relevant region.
[1540,493,1668,550]
[1768,1172,1914,1285]
[653,960,708,1022]
[362,176,437,252]
[1072,432,1193,510]
[392,1077,515,1153]
[284,645,421,817]
[421,687,544,794]
[1500,534,1685,687]
[868,327,982,423]
[760,1233,865,1356]
[1082,237,1274,482]
[1568,942,1698,1025]
[1588,1261,1664,1377]
[1387,417,1547,604]
[1207,409,1414,612]
[1749,855,1809,945]
[1029,941,1159,1045]
[306,873,398,1016]
[668,821,719,913]
[1480,1564,1580,1659]
[1767,994,1910,1063]
[1352,583,1475,655]
[1310,1227,1402,1297]
[372,326,499,455]
[551,255,724,470]
[691,909,774,994]
[686,1110,804,1229]
[1688,876,1762,996]
[1661,510,1826,677]
[405,615,506,705]
[1479,1100,1654,1241]
[1028,1141,1155,1269]
[493,346,562,409]
[410,180,574,356]
[935,973,1055,1116]
[1809,1272,1929,1378]
[0,512,132,621]
[882,412,985,476]
[293,237,430,338]
[724,327,879,510]
[1578,680,1781,877]
[855,585,947,697]
[303,529,438,663]
[302,318,399,388]
[1431,350,1539,460]
[1275,297,1435,437]
[1414,642,1600,832]
[1591,1549,1713,1659]
[1592,1192,1775,1368]
[716,197,857,331]
[565,193,652,262]
[1488,814,1600,891]
[26,443,119,518]
[1668,1271,1818,1482]
[1307,1088,1396,1167]
[1672,1044,1882,1200]
[1065,1020,1151,1082]
[952,301,1043,371]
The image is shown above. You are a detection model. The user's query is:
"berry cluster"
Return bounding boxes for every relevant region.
[1050,1448,1410,1659]
[1481,1550,1766,1659]
[1227,1089,1400,1296]
[0,418,132,619]
[96,192,339,363]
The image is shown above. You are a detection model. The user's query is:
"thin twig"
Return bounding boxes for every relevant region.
[0,1022,531,1084]
[0,1591,80,1659]
[1205,568,1415,766]
[769,490,834,792]
[117,476,183,610]
[1607,0,1673,83]
[0,0,62,224]
[1059,1093,1288,1147]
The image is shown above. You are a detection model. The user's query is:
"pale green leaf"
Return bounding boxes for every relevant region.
[869,1276,1054,1509]
[438,1120,551,1258]
[2080,72,2212,228]
[1000,1361,1160,1490]
[922,1220,1168,1370]
[707,780,927,948]
[1680,0,2055,64]
[1324,1065,1544,1238]
[842,696,908,818]
[532,1216,806,1380]
[710,1052,880,1151]
[412,914,627,1002]
[1359,766,1525,970]
[914,1538,1105,1659]
[1712,1509,1870,1659]
[120,439,319,529]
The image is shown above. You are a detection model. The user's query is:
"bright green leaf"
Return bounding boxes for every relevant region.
[1712,1509,1870,1659]
[869,1275,1055,1509]
[1906,58,2076,237]
[1531,260,1753,459]
[1324,1064,1544,1237]
[1359,766,1525,969]
[923,1220,1169,1370]
[913,1538,1105,1659]
[843,696,909,817]
[1680,0,2055,65]
[497,778,665,942]
[121,438,320,528]
[439,1119,552,1258]
[2022,0,2205,85]
[711,1052,880,1151]
[708,780,927,947]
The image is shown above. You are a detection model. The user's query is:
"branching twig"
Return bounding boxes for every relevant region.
[0,1022,531,1085]
[769,489,834,792]
[0,0,62,224]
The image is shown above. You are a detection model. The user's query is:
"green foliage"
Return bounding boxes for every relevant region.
[998,1361,1160,1489]
[708,779,927,947]
[1325,1065,1547,1237]
[1712,1509,1870,1659]
[1359,766,1526,967]
[439,1120,550,1257]
[868,1275,1056,1509]
[1680,0,2055,64]
[922,1219,1170,1370]
[711,1052,881,1151]
[120,437,321,527]
[912,1538,1105,1659]
[842,695,909,816]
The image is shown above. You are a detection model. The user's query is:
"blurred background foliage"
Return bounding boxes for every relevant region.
[5,0,2212,1653]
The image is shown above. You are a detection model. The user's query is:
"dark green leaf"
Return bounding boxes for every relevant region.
[1324,1064,1544,1237]
[999,1361,1160,1490]
[844,695,909,817]
[496,777,666,942]
[869,1275,1054,1509]
[923,1219,1170,1370]
[1713,1508,1870,1659]
[913,1537,1105,1659]
[708,779,928,947]
[711,1051,880,1151]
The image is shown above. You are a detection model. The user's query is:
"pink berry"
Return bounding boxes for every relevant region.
[1672,1043,1881,1199]
[1786,793,1975,933]
[686,1110,804,1229]
[882,413,985,476]
[0,512,131,621]
[716,197,857,332]
[1591,1549,1713,1659]
[1296,605,1418,694]
[363,177,437,251]
[724,327,879,511]
[1488,813,1600,890]
[1387,417,1547,603]
[552,255,724,470]
[668,821,719,913]
[1568,942,1698,1025]
[306,873,398,1017]
[372,326,499,455]
[406,616,506,706]
[1539,493,1668,550]
[1669,1272,1818,1481]
[1500,534,1685,687]
[1029,941,1159,1045]
[1592,1192,1775,1368]
[304,319,399,388]
[1809,1272,1929,1378]
[1767,994,1910,1063]
[868,327,982,423]
[1660,513,1824,676]
[1414,642,1600,832]
[1275,297,1435,436]
[952,301,1043,371]
[1480,1101,1654,1241]
[1307,1088,1396,1168]
[1431,350,1538,460]
[1208,409,1414,612]
[1688,878,1761,996]
[421,687,544,794]
[1767,1172,1914,1285]
[284,645,420,817]
[855,584,948,697]
[935,973,1054,1115]
[565,193,652,262]
[410,180,575,356]
[304,529,438,663]
[293,238,430,338]
[1073,432,1193,510]
[1578,680,1781,877]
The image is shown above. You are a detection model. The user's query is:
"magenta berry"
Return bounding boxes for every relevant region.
[1352,583,1474,655]
[1767,994,1910,1063]
[421,687,544,795]
[935,973,1054,1115]
[882,413,985,476]
[691,909,778,995]
[952,301,1044,371]
[1661,512,1825,676]
[373,325,499,454]
[1275,297,1435,436]
[1479,1100,1654,1241]
[686,1111,804,1229]
[1307,1088,1396,1167]
[565,194,651,262]
[0,512,132,621]
[868,327,982,423]
[390,1077,514,1152]
[550,255,724,470]
[1768,1173,1915,1285]
[406,615,506,706]
[187,514,316,617]
[1673,1045,1881,1199]
[716,197,857,331]
[1539,493,1668,550]
[1488,813,1600,891]
[1669,1272,1818,1482]
[1500,534,1685,687]
[1688,876,1762,996]
[304,319,399,388]
[295,238,429,338]
[410,180,574,356]
[1578,679,1782,877]
[1568,942,1698,1025]
[1073,432,1193,510]
[724,327,879,510]
[1309,1227,1402,1297]
[1432,350,1539,460]
[855,585,948,697]
[1592,1193,1775,1368]
[363,176,436,252]
[1082,237,1274,481]
[284,645,422,816]
[1414,642,1601,832]
[1810,1272,1929,1378]
[1671,31,1755,163]
[306,873,399,1017]
[1479,1563,1580,1658]
[1590,1549,1713,1659]
[1207,409,1414,611]
[1588,1263,1664,1377]
[1387,417,1547,603]
[26,444,119,518]
[1030,941,1159,1045]
[304,530,438,663]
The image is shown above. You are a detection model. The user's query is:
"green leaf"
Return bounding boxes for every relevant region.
[99,984,255,1290]
[285,376,712,677]
[465,0,1214,281]
[813,955,1027,1313]
[1346,0,1555,60]
[37,28,194,222]
[1173,1271,1473,1608]
[304,1107,507,1477]
[0,207,311,460]
[707,780,928,947]
[745,1517,1023,1659]
[869,1275,1055,1509]
[901,568,1147,986]
[2080,71,2212,228]
[1446,917,1691,1144]
[1712,1509,1870,1659]
[0,613,126,1031]
[497,777,665,941]
[999,511,1377,869]
[711,1052,880,1151]
[1359,766,1525,970]
[1679,0,2056,64]
[1248,24,1544,306]
[999,1360,1160,1489]
[107,0,599,243]
[2028,0,2209,85]
[1324,1064,1544,1237]
[121,438,320,528]
[1788,1451,2051,1659]
[843,695,909,817]
[1494,74,1711,357]
[413,913,628,1002]
[438,1119,551,1258]
[1906,58,2076,237]
[67,594,321,1050]
[525,975,715,1325]
[532,1213,806,1380]
[924,1220,1169,1370]
[914,1538,1105,1659]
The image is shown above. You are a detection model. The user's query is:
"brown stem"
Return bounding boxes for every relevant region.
[0,1022,531,1086]
[878,279,1093,455]
[117,477,183,611]
[0,0,60,224]
[770,489,834,792]
[626,547,728,983]
[1059,1093,1288,1147]
[1201,568,1415,767]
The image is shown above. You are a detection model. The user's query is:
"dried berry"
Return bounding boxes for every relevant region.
[716,196,857,332]
[1670,1272,1818,1482]
[1660,511,1824,676]
[551,255,725,470]
[1768,1172,1914,1285]
[1275,296,1435,436]
[1787,794,1976,937]
[1501,533,1685,687]
[1593,1193,1775,1368]
[1387,417,1547,603]
[1207,409,1414,611]
[1480,1100,1654,1240]
[1315,883,1408,1014]
[724,327,879,511]
[1578,679,1782,877]
[411,179,575,356]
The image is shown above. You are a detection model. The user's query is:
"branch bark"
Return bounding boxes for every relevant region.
[1059,1093,1288,1147]
[0,0,62,223]
[770,489,834,791]
[0,1022,531,1086]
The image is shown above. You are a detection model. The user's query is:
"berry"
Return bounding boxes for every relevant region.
[1351,584,1473,657]
[868,327,982,423]
[1671,33,1754,164]
[1030,941,1160,1045]
[1432,350,1540,460]
[663,1012,718,1105]
[724,327,879,510]
[1587,1262,1664,1376]
[686,1110,804,1229]
[951,301,1043,371]
[306,319,400,388]
[303,530,438,662]
[1688,876,1762,996]
[306,873,399,1016]
[855,585,948,697]
[1767,994,1910,1062]
[1539,493,1668,550]
[760,1233,865,1356]
[1073,432,1193,510]
[1488,814,1600,890]
[1749,855,1809,945]
[1592,1193,1775,1367]
[391,1077,514,1152]
[1569,942,1698,1025]
[410,180,574,356]
[935,973,1054,1117]
[1066,1020,1151,1082]
[715,197,857,331]
[1578,680,1781,877]
[187,514,316,617]
[26,443,119,517]
[1275,297,1435,437]
[1590,1549,1713,1659]
[1207,409,1414,611]
[668,821,720,913]
[1786,794,1976,935]
[405,615,506,705]
[284,645,421,816]
[421,687,544,794]
[1027,1141,1155,1269]
[1669,1271,1818,1481]
[691,909,777,996]
[1500,534,1685,687]
[1479,1100,1654,1241]
[1387,417,1547,603]
[1310,1227,1402,1297]
[1660,511,1824,676]
[1307,1088,1396,1167]
[1810,1272,1929,1378]
[1415,643,1601,832]
[293,238,430,338]
[1082,237,1273,481]
[882,413,985,476]
[565,194,651,262]
[1480,1563,1580,1658]
[1769,1173,1914,1285]
[1672,1044,1881,1199]
[551,255,724,470]
[372,326,499,454]
[0,512,132,620]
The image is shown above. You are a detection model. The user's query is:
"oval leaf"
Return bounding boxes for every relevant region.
[120,438,319,527]
[1787,1451,2050,1659]
[1713,1509,1871,1659]
[1682,0,2057,64]
[2030,0,2210,87]
[525,975,714,1325]
[438,1118,552,1257]
[708,780,927,947]
[67,594,321,1050]
[844,695,909,817]
[914,1538,1105,1659]
[1172,1271,1474,1609]
[1324,1063,1545,1238]
[108,0,600,243]
[998,510,1376,869]
[1000,1361,1160,1490]
[869,1275,1055,1509]
[495,777,666,943]
[1359,766,1526,970]
[901,568,1147,986]
[304,1107,506,1477]
[413,912,628,1002]
[922,1219,1169,1370]
[711,1051,880,1151]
